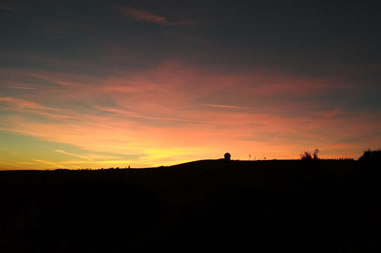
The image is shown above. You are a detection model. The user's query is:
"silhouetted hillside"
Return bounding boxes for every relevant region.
[0,159,380,252]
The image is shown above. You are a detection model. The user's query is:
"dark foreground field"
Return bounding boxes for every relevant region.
[1,160,380,252]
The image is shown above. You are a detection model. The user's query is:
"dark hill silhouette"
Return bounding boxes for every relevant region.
[359,149,381,164]
[0,159,380,252]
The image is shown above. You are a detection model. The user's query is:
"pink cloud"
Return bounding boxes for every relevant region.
[0,97,58,111]
[0,62,358,126]
[114,5,195,26]
[7,86,35,90]
[202,104,249,110]
[1,61,380,168]
[0,62,359,119]
[95,106,189,122]
[116,6,168,24]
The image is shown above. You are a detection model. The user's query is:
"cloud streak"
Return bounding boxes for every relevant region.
[114,5,195,26]
[202,104,249,110]
[0,97,58,111]
[0,96,72,120]
[55,149,90,161]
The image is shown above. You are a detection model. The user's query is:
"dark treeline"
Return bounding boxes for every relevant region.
[0,159,380,252]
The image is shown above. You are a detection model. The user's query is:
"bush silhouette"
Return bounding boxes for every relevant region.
[224,153,231,161]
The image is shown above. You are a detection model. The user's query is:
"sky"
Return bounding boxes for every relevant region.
[1,0,380,169]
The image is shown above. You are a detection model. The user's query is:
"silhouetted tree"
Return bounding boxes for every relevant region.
[313,149,320,160]
[301,149,320,160]
[300,151,313,160]
[358,149,381,162]
[224,153,231,161]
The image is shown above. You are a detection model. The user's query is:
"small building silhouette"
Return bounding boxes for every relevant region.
[224,153,231,161]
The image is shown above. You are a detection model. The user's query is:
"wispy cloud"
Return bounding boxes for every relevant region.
[7,86,35,90]
[202,104,249,110]
[95,106,189,122]
[0,97,57,111]
[113,5,195,26]
[55,149,90,161]
[32,159,69,169]
[0,96,72,120]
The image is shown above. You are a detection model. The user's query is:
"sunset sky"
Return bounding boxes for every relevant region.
[1,0,380,169]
